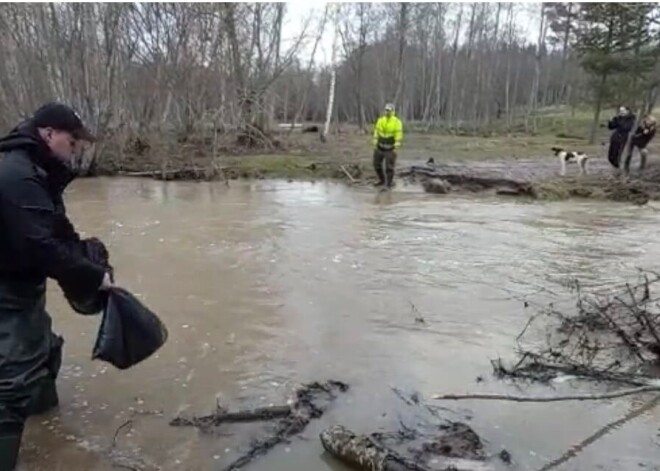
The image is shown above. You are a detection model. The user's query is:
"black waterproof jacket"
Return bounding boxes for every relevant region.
[608,114,636,142]
[0,122,105,405]
[0,121,105,294]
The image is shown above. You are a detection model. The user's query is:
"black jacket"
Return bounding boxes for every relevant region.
[608,114,636,141]
[631,123,656,149]
[0,121,105,297]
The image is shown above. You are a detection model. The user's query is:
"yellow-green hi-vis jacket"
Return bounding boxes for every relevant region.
[372,115,403,151]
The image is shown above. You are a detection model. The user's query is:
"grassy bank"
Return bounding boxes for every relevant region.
[101,107,659,204]
[107,128,607,179]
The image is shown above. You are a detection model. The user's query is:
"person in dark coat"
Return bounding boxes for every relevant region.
[0,103,113,469]
[607,106,636,169]
[624,114,656,173]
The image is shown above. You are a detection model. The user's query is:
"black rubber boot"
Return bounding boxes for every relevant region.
[373,166,385,186]
[385,169,395,189]
[27,333,62,416]
[0,424,23,471]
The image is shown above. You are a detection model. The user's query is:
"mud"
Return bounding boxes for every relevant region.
[401,160,660,204]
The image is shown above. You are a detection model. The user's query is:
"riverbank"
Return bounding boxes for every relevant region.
[99,130,658,205]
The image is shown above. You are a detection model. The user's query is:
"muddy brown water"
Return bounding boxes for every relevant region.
[18,178,660,471]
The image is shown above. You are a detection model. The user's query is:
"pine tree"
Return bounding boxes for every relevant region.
[574,3,659,143]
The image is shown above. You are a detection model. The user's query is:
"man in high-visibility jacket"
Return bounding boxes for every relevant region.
[372,103,403,188]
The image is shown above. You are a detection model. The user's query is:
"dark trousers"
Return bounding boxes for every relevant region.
[608,134,628,168]
[624,145,649,173]
[0,282,62,470]
[373,149,397,186]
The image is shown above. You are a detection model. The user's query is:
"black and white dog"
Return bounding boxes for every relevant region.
[552,146,589,176]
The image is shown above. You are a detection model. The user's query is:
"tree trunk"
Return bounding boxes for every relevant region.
[446,4,463,128]
[393,3,408,112]
[485,2,502,127]
[589,15,615,144]
[322,6,339,141]
[505,4,514,131]
[526,4,546,134]
[647,85,659,115]
[589,73,608,144]
[430,4,446,125]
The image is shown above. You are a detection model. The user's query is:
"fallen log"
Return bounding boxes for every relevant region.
[400,165,535,196]
[118,168,202,180]
[320,425,432,471]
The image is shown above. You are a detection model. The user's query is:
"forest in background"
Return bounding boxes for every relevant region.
[0,3,658,169]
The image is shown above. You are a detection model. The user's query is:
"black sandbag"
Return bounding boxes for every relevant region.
[61,237,113,315]
[92,287,168,369]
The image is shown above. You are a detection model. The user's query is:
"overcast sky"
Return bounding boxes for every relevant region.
[283,2,542,66]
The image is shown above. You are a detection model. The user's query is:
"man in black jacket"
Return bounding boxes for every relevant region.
[0,103,112,469]
[607,106,636,169]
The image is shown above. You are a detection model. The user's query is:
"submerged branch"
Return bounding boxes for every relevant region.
[433,384,660,402]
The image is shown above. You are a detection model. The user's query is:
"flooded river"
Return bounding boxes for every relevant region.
[19,178,660,471]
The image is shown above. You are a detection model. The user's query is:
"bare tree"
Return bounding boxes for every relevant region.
[526,3,548,134]
[322,4,340,142]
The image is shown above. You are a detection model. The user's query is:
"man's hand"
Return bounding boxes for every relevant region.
[99,272,114,291]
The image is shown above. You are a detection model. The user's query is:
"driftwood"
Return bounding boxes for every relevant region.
[320,388,500,471]
[433,384,660,402]
[170,380,348,471]
[119,168,209,180]
[340,164,358,183]
[320,425,433,471]
[169,404,291,428]
[495,272,660,385]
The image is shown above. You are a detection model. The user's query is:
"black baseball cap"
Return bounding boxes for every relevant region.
[32,103,96,142]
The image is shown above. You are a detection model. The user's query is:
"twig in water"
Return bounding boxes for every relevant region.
[432,384,660,402]
[340,165,357,184]
[112,419,134,448]
[408,301,425,324]
[536,393,660,471]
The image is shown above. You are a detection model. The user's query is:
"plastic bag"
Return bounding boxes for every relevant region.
[92,287,168,369]
[62,237,113,315]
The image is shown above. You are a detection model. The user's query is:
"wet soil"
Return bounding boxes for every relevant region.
[401,160,660,205]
